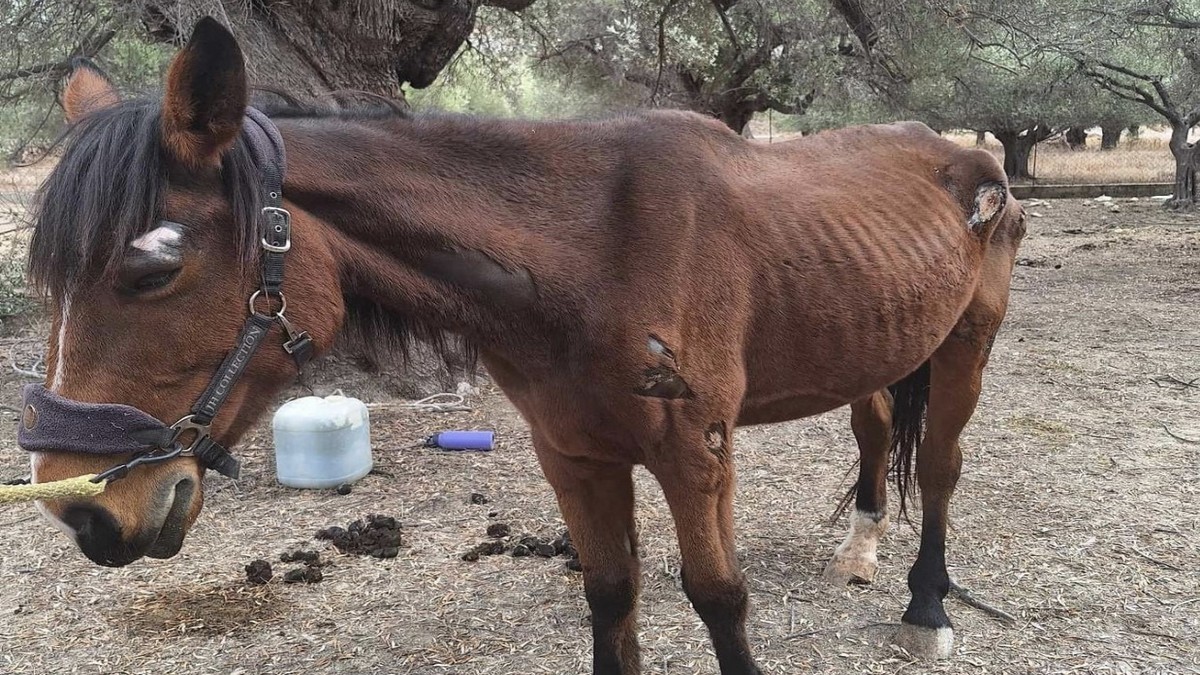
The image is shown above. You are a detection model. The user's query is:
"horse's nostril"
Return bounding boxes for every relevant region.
[61,503,127,567]
[174,476,195,496]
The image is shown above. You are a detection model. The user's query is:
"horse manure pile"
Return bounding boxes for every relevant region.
[283,566,324,584]
[316,513,403,559]
[242,514,403,586]
[462,524,582,571]
[281,549,329,584]
[244,559,273,585]
[244,548,331,585]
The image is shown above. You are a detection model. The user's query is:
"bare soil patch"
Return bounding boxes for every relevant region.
[0,200,1197,674]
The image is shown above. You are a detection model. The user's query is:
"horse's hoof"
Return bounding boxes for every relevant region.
[894,623,954,660]
[822,554,878,585]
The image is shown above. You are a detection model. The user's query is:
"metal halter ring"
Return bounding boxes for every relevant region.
[248,290,286,317]
[168,414,212,454]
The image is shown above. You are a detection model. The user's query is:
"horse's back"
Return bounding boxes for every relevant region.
[688,122,1018,423]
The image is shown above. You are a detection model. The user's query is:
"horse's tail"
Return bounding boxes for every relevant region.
[888,360,931,520]
[830,361,932,522]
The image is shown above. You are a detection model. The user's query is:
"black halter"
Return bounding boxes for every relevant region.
[17,108,313,483]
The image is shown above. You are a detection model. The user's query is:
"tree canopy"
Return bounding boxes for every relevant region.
[2,0,1198,202]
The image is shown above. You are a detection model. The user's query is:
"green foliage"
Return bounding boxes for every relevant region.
[0,251,33,318]
[0,0,1191,159]
[0,2,170,158]
[510,0,842,130]
[406,27,635,120]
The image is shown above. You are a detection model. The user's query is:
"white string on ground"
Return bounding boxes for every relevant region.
[11,355,44,379]
[365,392,471,413]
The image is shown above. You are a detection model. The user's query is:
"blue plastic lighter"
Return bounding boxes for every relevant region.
[425,430,495,451]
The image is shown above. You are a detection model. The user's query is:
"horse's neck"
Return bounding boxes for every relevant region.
[281,117,549,345]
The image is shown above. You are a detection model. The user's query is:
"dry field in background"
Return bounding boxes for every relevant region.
[745,125,1185,185]
[0,187,1197,673]
[950,130,1178,185]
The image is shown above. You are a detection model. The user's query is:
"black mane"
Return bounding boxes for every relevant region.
[28,99,259,298]
[27,90,407,299]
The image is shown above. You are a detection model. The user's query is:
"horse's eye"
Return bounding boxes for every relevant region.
[120,257,182,295]
[132,268,180,292]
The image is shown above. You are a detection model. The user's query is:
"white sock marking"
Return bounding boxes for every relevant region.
[832,508,889,564]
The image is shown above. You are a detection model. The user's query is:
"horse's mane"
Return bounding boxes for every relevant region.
[27,89,407,300]
[26,89,467,376]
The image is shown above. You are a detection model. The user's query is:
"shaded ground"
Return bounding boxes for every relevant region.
[0,199,1197,674]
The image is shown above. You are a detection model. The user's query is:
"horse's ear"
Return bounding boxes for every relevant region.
[161,17,247,169]
[62,58,120,123]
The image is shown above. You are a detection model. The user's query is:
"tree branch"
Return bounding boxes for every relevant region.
[0,27,116,83]
[651,0,681,104]
[1127,6,1200,30]
[830,0,878,54]
[1096,60,1176,111]
[1084,61,1178,122]
[711,0,742,57]
[481,0,537,10]
[763,88,815,116]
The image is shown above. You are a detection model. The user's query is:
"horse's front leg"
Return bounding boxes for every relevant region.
[533,432,642,675]
[646,414,763,675]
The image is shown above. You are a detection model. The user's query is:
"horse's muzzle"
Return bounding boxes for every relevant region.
[62,475,196,567]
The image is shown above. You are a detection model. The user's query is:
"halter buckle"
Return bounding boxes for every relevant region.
[261,206,292,253]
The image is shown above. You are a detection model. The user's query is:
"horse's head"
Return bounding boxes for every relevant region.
[25,19,343,566]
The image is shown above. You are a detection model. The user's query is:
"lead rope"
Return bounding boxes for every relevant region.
[0,475,106,505]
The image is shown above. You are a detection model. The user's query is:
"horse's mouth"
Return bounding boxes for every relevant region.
[146,477,196,559]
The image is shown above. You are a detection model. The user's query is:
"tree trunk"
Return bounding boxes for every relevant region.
[717,104,756,136]
[1168,123,1199,208]
[994,129,1038,180]
[136,0,532,97]
[1127,124,1141,140]
[1100,124,1123,150]
[1065,126,1087,150]
[975,130,986,147]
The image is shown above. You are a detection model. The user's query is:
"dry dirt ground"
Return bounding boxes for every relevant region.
[0,199,1197,675]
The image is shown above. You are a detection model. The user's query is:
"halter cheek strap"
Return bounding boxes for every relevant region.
[16,108,312,483]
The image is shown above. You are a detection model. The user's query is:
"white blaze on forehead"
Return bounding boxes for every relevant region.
[130,223,183,255]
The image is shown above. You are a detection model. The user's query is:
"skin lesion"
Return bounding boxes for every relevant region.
[967,183,1008,233]
[638,365,692,399]
[704,421,728,460]
[637,334,693,399]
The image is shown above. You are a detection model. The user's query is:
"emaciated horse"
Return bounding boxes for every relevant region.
[22,18,1024,674]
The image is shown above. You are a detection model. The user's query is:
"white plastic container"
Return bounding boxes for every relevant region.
[272,394,372,489]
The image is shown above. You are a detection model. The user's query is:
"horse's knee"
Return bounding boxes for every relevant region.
[682,569,749,623]
[584,569,640,623]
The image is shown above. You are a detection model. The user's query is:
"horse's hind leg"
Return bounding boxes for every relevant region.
[533,434,642,674]
[824,390,893,585]
[896,303,1004,659]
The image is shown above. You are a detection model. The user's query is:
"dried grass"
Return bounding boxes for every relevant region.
[947,130,1177,185]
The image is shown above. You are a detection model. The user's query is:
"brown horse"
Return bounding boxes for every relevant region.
[23,18,1024,674]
